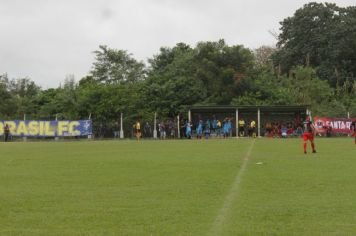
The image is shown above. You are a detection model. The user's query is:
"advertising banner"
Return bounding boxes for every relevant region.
[0,120,92,137]
[313,117,355,135]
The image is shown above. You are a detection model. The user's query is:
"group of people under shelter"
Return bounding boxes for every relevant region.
[130,114,318,140]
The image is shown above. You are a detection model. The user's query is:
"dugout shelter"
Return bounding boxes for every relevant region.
[188,105,310,137]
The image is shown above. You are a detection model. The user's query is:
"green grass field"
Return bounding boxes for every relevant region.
[0,138,355,235]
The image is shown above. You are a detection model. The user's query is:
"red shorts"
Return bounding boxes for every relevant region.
[303,132,314,141]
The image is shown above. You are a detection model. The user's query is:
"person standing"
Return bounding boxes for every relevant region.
[216,119,222,137]
[196,120,203,139]
[135,121,141,140]
[281,125,287,138]
[326,125,332,137]
[180,119,186,139]
[351,120,356,145]
[302,116,317,154]
[159,121,166,140]
[212,117,218,135]
[227,119,233,137]
[223,118,230,138]
[4,124,10,142]
[204,120,211,139]
[185,121,192,139]
[113,121,119,138]
[169,120,175,139]
[144,122,152,138]
[250,120,256,138]
[238,118,245,137]
[265,121,272,135]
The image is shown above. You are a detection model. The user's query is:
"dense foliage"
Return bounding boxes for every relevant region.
[1,2,355,135]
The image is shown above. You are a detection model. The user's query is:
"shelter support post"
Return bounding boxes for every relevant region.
[258,108,261,138]
[120,113,124,139]
[236,109,239,138]
[153,112,157,139]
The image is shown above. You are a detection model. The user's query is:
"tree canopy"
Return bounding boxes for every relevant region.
[273,2,356,89]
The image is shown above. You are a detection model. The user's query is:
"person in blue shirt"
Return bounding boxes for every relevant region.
[281,125,287,138]
[227,119,232,137]
[196,120,203,139]
[185,121,192,139]
[223,118,230,138]
[204,119,211,139]
[212,117,218,135]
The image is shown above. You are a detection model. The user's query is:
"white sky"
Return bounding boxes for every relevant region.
[0,0,355,88]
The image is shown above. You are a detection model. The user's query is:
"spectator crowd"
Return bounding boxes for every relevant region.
[128,115,307,140]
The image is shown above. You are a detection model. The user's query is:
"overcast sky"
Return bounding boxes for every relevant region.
[0,0,355,88]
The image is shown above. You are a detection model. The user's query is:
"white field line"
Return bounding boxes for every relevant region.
[209,139,256,236]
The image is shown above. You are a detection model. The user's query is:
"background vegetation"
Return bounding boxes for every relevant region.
[1,2,355,135]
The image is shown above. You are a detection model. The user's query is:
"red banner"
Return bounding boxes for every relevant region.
[313,117,355,135]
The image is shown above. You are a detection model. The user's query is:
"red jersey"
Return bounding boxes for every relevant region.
[303,120,313,133]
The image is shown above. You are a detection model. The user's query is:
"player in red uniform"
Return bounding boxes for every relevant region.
[302,116,316,154]
[351,121,356,144]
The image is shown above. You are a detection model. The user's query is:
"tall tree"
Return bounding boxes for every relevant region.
[91,45,146,84]
[273,2,356,87]
[0,74,17,118]
[193,39,254,104]
[254,46,277,68]
[145,43,206,116]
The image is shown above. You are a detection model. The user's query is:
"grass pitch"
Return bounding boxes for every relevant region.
[0,138,355,235]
